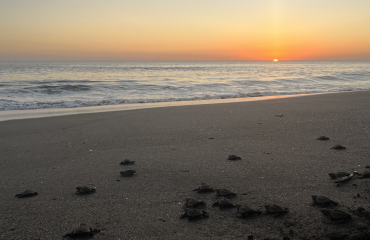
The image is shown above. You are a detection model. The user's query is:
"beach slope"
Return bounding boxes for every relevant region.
[1,91,370,239]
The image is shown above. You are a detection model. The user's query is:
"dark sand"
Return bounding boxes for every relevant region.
[1,91,370,239]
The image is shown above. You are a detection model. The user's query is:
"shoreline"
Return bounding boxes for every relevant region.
[0,91,360,122]
[1,90,370,239]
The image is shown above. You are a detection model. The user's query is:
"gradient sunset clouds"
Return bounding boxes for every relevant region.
[1,0,370,61]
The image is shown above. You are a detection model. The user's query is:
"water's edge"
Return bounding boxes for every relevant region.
[0,91,349,122]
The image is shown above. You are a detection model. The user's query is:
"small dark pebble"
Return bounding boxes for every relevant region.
[289,229,294,235]
[283,237,290,240]
[248,235,254,240]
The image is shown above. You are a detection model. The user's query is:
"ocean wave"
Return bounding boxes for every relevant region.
[24,84,92,94]
[2,89,369,111]
[1,61,370,111]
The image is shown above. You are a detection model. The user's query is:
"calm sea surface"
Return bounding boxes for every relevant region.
[0,61,369,111]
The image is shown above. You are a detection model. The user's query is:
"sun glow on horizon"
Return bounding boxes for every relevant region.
[0,1,370,61]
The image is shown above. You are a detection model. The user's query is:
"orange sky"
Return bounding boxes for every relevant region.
[1,0,370,61]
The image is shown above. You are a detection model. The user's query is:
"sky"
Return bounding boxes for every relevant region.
[1,0,370,61]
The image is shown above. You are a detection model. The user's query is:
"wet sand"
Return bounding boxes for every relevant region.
[1,91,370,239]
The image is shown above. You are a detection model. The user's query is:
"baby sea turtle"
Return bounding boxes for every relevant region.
[321,209,351,221]
[180,208,209,221]
[193,183,215,193]
[328,172,351,179]
[212,198,236,208]
[311,195,338,206]
[183,198,206,209]
[317,136,330,140]
[265,204,288,216]
[216,189,237,198]
[330,145,346,150]
[120,170,136,177]
[335,173,355,183]
[236,205,262,218]
[359,170,370,179]
[228,155,242,160]
[120,159,135,165]
[63,224,101,238]
[76,186,96,195]
[15,189,38,198]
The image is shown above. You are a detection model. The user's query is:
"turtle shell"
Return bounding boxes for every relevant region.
[330,145,346,150]
[216,189,237,198]
[228,155,242,160]
[193,183,214,193]
[183,198,206,209]
[321,209,351,221]
[120,159,135,165]
[76,187,96,195]
[120,170,136,177]
[317,136,330,140]
[334,173,354,183]
[311,195,338,206]
[180,208,209,220]
[359,170,370,179]
[212,198,236,208]
[63,224,100,238]
[328,172,350,179]
[265,204,288,214]
[15,189,38,198]
[236,205,262,218]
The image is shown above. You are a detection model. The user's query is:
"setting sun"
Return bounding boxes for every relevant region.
[273,59,279,62]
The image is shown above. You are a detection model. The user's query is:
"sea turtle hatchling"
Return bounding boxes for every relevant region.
[212,198,236,208]
[120,170,136,177]
[183,198,206,209]
[236,205,262,218]
[76,186,96,195]
[120,159,135,165]
[316,136,330,140]
[328,172,351,179]
[63,224,100,238]
[265,204,289,216]
[193,183,215,193]
[335,173,355,183]
[180,208,209,221]
[311,195,338,206]
[15,189,38,198]
[321,209,351,221]
[216,189,237,198]
[330,145,346,150]
[227,155,242,160]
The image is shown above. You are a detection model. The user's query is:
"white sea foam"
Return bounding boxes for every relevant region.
[0,61,369,111]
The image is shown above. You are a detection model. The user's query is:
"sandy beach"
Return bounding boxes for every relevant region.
[1,91,370,240]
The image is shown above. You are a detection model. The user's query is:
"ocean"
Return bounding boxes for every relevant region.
[0,61,369,115]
